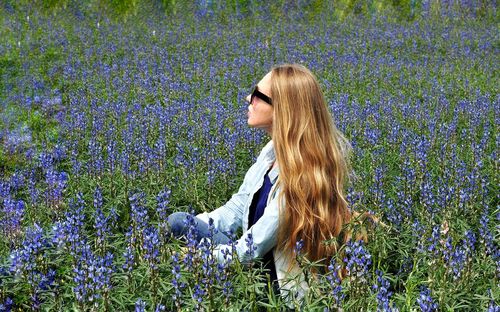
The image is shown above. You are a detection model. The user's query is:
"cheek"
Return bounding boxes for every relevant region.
[268,108,275,122]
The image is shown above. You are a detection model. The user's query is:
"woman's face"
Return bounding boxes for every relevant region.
[246,72,274,133]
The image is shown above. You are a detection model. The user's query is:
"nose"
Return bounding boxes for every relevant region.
[245,94,251,103]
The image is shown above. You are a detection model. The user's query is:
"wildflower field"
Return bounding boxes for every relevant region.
[0,1,498,311]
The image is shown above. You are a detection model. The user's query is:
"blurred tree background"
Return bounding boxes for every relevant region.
[1,0,496,22]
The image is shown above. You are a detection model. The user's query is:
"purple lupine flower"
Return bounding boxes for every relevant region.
[39,150,54,173]
[106,139,118,173]
[442,235,453,264]
[52,193,86,255]
[156,187,171,221]
[3,125,32,154]
[217,230,236,304]
[397,256,414,276]
[216,257,232,304]
[420,174,437,215]
[0,297,13,312]
[122,244,135,273]
[41,94,62,117]
[52,144,66,163]
[155,304,166,312]
[73,243,114,308]
[326,260,344,307]
[153,136,167,171]
[120,150,132,177]
[192,283,205,308]
[183,212,199,267]
[93,187,115,250]
[72,244,96,305]
[26,168,40,206]
[10,223,47,276]
[401,157,416,191]
[93,187,103,210]
[0,181,11,199]
[30,292,41,310]
[384,197,402,227]
[227,230,239,258]
[0,266,9,288]
[372,270,397,312]
[69,145,82,176]
[19,269,57,310]
[445,230,476,280]
[487,289,500,312]
[207,217,218,239]
[194,219,217,307]
[135,298,146,312]
[143,226,160,271]
[199,219,216,283]
[463,230,477,255]
[395,187,413,220]
[373,165,386,206]
[0,197,25,241]
[38,269,56,291]
[488,301,500,312]
[245,233,257,258]
[364,123,381,146]
[171,252,185,308]
[412,220,426,254]
[294,239,304,256]
[9,223,54,309]
[94,206,116,250]
[51,221,66,249]
[427,225,441,258]
[129,192,149,233]
[45,169,68,208]
[9,171,25,192]
[479,208,495,255]
[417,286,438,312]
[344,240,372,283]
[448,245,466,280]
[88,138,104,176]
[96,252,114,297]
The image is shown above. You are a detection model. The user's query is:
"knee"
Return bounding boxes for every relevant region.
[167,212,190,236]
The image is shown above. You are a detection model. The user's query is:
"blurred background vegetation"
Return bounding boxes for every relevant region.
[1,0,497,22]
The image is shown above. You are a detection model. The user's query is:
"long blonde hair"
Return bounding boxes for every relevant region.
[271,64,351,266]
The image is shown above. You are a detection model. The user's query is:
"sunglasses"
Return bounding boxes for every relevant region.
[250,86,273,105]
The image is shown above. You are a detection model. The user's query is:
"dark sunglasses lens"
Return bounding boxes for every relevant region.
[250,88,257,103]
[250,87,272,105]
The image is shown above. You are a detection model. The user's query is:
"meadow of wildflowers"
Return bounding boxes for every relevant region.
[0,1,498,310]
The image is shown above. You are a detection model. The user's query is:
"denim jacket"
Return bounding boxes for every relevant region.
[197,140,307,302]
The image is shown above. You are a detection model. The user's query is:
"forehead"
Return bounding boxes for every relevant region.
[256,72,272,93]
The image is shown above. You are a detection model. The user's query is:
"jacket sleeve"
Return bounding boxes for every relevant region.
[196,144,270,234]
[211,185,280,264]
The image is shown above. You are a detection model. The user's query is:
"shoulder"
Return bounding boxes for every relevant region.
[260,140,275,157]
[254,140,275,164]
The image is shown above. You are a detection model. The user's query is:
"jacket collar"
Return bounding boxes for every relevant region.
[263,141,279,184]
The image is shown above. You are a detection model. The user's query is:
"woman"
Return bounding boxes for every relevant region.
[168,64,351,301]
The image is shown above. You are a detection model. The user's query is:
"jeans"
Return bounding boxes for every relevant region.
[167,211,231,244]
